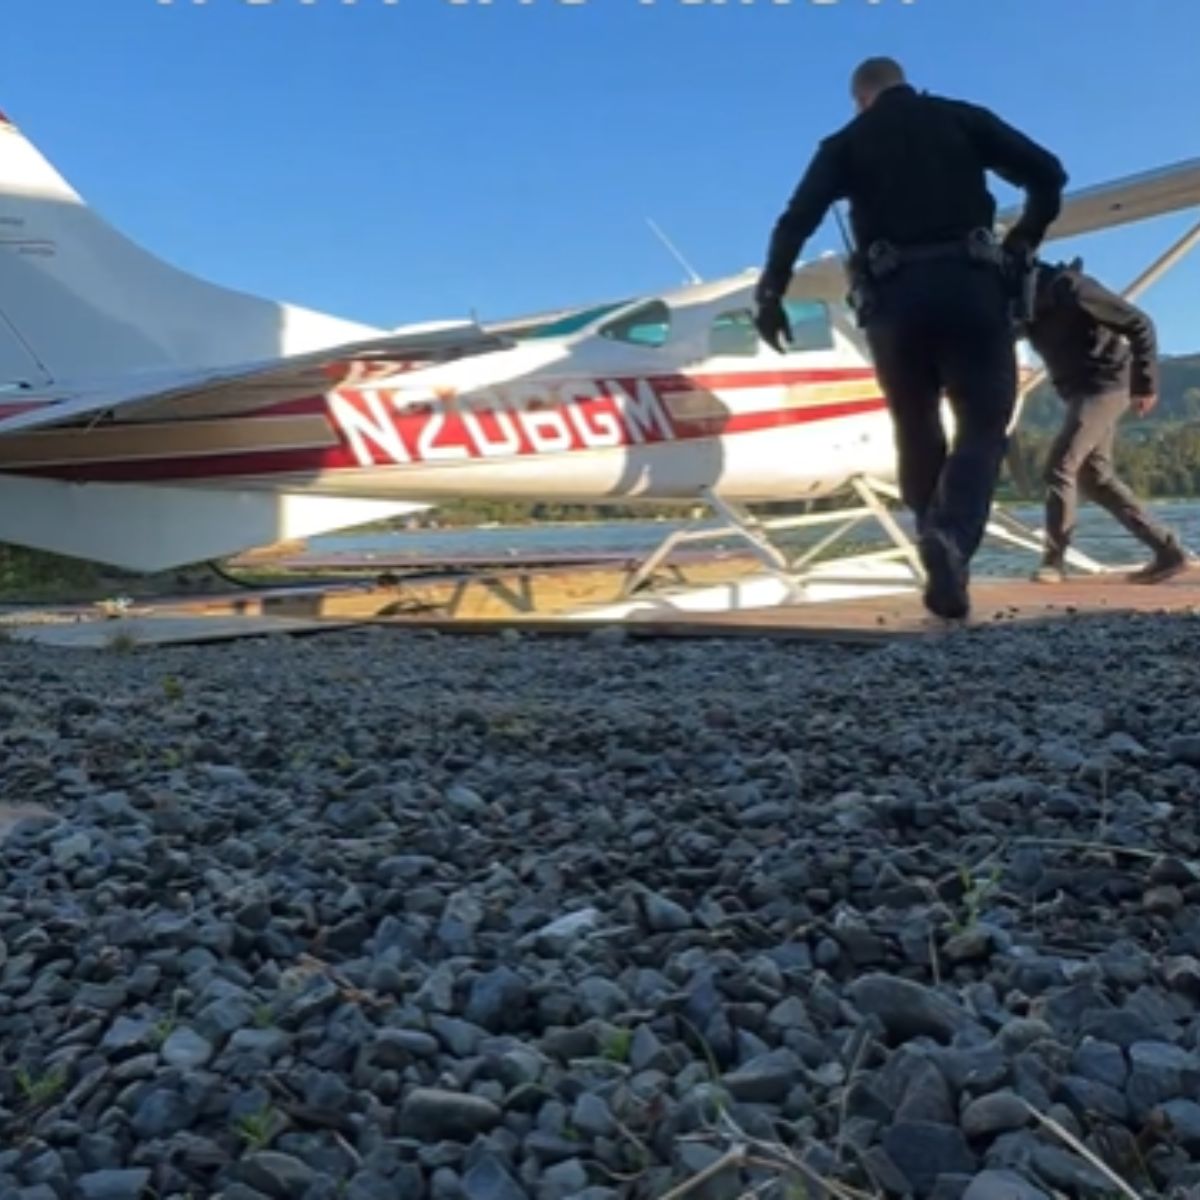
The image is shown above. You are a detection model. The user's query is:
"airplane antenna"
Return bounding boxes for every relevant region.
[832,203,855,255]
[646,217,703,284]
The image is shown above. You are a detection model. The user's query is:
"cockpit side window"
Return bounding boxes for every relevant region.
[708,309,759,358]
[598,300,671,348]
[782,299,835,353]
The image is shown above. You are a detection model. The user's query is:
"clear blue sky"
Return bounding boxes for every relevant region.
[8,0,1200,351]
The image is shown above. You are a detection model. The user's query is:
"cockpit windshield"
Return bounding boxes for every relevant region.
[519,302,628,339]
[598,300,671,348]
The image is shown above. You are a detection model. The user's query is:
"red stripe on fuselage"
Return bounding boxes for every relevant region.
[7,396,887,485]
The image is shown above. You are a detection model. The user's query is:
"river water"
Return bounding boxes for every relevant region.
[309,499,1200,577]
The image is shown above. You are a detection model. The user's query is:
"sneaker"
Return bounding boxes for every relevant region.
[918,530,969,620]
[1031,560,1065,584]
[1126,542,1189,584]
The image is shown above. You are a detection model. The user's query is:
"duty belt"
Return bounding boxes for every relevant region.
[863,229,1004,280]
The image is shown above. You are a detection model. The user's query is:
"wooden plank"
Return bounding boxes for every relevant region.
[369,569,1200,643]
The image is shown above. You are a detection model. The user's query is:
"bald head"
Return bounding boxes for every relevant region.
[851,57,906,111]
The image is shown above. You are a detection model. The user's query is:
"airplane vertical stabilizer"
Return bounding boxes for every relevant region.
[0,109,382,389]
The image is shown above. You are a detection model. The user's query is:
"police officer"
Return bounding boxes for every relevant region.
[754,57,1067,619]
[1024,257,1189,584]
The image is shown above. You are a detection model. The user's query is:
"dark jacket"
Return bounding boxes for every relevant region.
[1025,264,1158,400]
[759,84,1067,299]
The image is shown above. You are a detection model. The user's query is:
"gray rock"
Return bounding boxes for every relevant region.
[895,1059,956,1126]
[398,1089,502,1142]
[960,1092,1031,1141]
[236,1152,317,1198]
[1161,1099,1200,1153]
[278,975,340,1028]
[346,1169,422,1200]
[1164,956,1200,999]
[461,1153,529,1200]
[860,1143,918,1195]
[962,1170,1050,1200]
[538,1159,590,1200]
[1057,1076,1128,1123]
[571,1093,616,1139]
[931,1045,1010,1095]
[1079,1008,1157,1047]
[672,1143,742,1200]
[528,909,600,956]
[130,1087,198,1139]
[576,977,628,1020]
[1029,1145,1112,1193]
[944,926,995,963]
[465,966,529,1034]
[430,1015,485,1058]
[1070,1038,1127,1090]
[52,830,93,867]
[849,974,975,1044]
[1167,735,1200,766]
[629,1026,672,1074]
[641,891,692,933]
[100,1016,157,1058]
[15,1186,61,1200]
[78,1135,124,1173]
[882,1123,978,1195]
[229,1028,290,1059]
[1144,885,1185,916]
[929,1178,973,1200]
[195,994,255,1040]
[373,1028,439,1064]
[76,1171,152,1200]
[722,1048,803,1104]
[161,1026,214,1070]
[446,784,487,816]
[1127,1040,1199,1111]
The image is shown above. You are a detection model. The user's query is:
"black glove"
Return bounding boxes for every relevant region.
[753,296,792,354]
[1001,227,1036,265]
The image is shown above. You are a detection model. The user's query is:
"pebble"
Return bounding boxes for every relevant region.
[959,1091,1031,1140]
[963,1171,1050,1200]
[160,1027,215,1070]
[398,1089,503,1141]
[0,619,1197,1198]
[75,1171,153,1200]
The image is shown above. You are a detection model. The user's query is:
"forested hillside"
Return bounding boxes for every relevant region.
[1010,353,1200,498]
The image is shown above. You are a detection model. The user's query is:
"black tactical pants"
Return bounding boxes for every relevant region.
[1043,388,1175,561]
[863,257,1017,564]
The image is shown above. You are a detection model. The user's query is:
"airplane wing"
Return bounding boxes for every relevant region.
[780,160,1200,303]
[999,157,1200,242]
[0,320,515,435]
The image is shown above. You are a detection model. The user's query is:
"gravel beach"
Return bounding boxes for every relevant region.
[2,614,1200,1200]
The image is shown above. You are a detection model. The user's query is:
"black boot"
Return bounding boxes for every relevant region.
[918,529,969,620]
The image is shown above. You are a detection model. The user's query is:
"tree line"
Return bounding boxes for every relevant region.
[1007,353,1200,500]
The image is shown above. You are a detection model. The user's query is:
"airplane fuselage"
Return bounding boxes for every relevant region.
[0,283,902,507]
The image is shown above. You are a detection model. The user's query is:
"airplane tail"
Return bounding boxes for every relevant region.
[0,108,380,390]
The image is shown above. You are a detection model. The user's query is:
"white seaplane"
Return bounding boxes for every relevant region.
[1,105,1198,616]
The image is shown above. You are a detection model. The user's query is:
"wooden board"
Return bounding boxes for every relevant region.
[372,569,1200,644]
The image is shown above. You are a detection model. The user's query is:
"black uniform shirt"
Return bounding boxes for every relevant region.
[759,84,1067,299]
[1026,265,1159,400]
